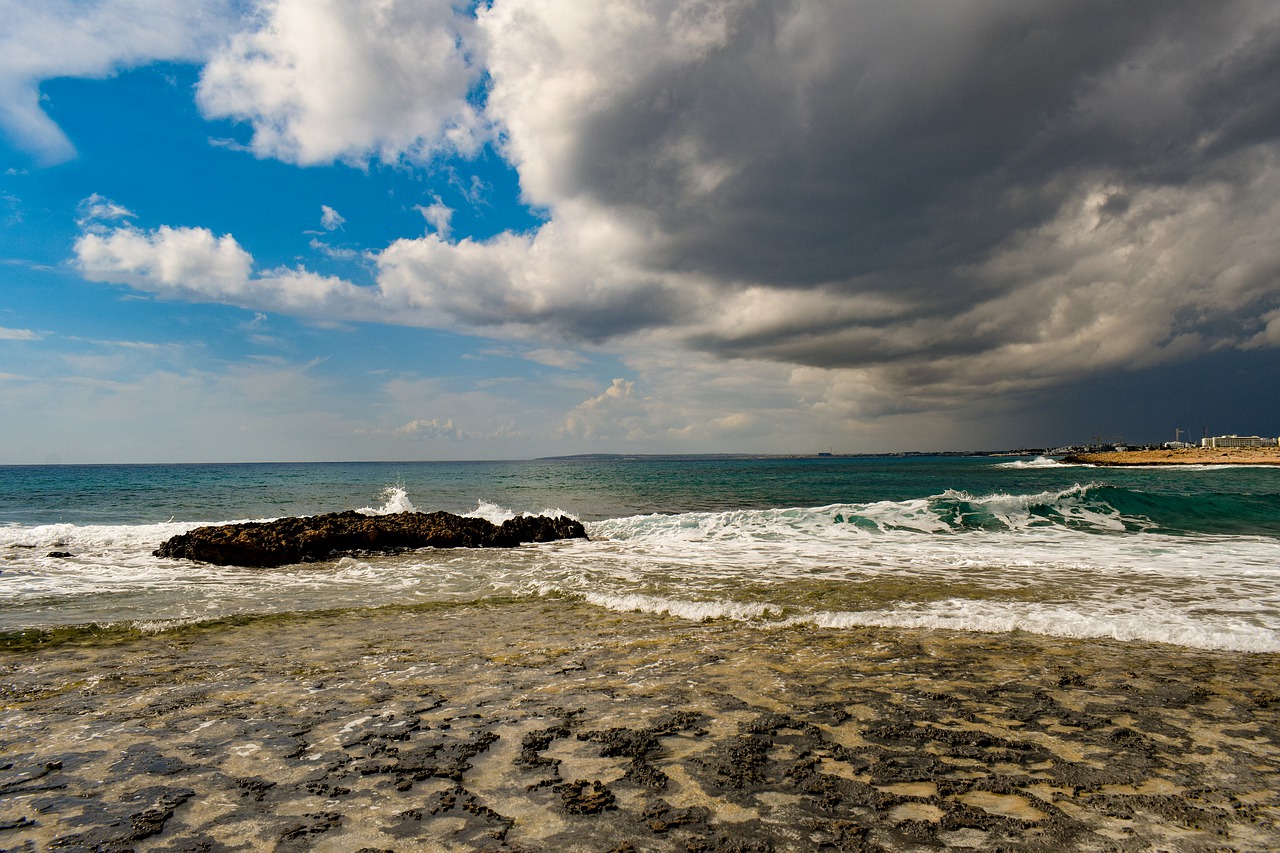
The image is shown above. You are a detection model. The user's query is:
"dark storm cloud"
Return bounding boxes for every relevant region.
[475,0,1280,392]
[560,1,1222,283]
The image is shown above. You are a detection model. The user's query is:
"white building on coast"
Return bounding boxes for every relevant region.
[1200,434,1279,448]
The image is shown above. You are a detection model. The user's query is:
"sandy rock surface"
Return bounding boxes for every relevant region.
[2,602,1278,851]
[1064,447,1280,466]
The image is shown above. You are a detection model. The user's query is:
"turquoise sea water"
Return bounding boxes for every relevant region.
[2,456,1278,651]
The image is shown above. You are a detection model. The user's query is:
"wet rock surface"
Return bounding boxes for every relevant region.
[1,602,1277,851]
[152,510,588,567]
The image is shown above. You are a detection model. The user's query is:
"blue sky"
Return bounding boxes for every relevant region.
[3,1,1280,463]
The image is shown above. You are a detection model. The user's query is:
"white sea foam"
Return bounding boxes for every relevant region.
[132,617,208,634]
[994,456,1076,469]
[464,499,577,524]
[585,483,1139,541]
[0,520,199,553]
[356,487,574,523]
[793,601,1280,653]
[584,591,782,622]
[568,589,1280,653]
[357,486,419,515]
[466,499,516,524]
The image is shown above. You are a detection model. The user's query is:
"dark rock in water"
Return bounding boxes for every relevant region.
[153,510,588,567]
[47,551,74,558]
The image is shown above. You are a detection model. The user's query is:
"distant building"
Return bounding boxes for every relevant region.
[1200,435,1279,448]
[1163,441,1194,449]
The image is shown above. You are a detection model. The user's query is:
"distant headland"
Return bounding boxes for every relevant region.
[1063,447,1280,466]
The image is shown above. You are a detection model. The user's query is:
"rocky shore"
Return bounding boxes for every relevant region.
[1063,447,1280,466]
[2,601,1277,851]
[153,511,588,567]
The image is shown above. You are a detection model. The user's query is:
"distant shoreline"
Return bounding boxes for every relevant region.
[1063,447,1280,466]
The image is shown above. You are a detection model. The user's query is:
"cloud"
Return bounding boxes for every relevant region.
[552,365,809,447]
[0,0,235,164]
[1244,308,1280,350]
[552,353,835,448]
[450,172,491,206]
[195,0,483,166]
[0,353,367,462]
[71,216,657,351]
[67,217,459,329]
[207,135,254,153]
[414,197,452,237]
[0,326,41,341]
[70,337,166,350]
[372,376,533,443]
[319,204,345,231]
[384,418,460,440]
[45,1,1280,427]
[73,220,388,322]
[523,348,586,370]
[1,191,23,226]
[451,0,1280,408]
[75,223,254,297]
[308,237,359,261]
[560,378,642,440]
[374,215,694,341]
[76,193,136,228]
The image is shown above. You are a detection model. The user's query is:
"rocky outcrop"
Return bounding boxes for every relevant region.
[153,510,588,568]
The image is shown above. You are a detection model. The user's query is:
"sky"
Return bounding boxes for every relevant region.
[2,0,1280,463]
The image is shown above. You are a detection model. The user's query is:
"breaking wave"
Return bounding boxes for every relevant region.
[588,483,1280,540]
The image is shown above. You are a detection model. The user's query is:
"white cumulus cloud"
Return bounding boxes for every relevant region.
[196,0,483,166]
[73,221,379,319]
[75,224,254,297]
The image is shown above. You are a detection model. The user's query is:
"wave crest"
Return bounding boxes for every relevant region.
[994,455,1077,469]
[358,486,419,515]
[589,483,1153,542]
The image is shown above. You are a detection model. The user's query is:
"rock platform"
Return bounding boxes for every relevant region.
[1,602,1277,851]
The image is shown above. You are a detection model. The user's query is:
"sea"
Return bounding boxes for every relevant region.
[1,455,1278,652]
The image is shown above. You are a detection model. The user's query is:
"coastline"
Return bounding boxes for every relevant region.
[2,600,1277,851]
[1062,446,1280,466]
